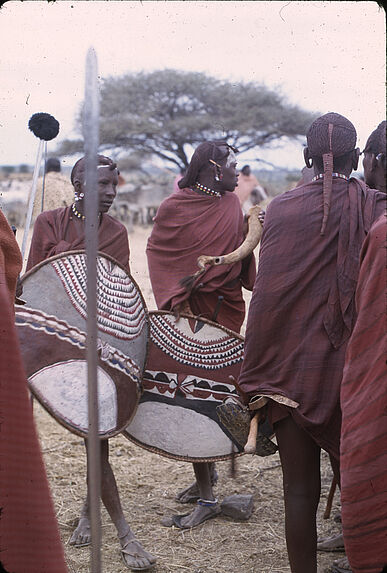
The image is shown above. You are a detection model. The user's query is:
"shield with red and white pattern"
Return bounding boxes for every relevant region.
[16,250,148,438]
[124,311,244,461]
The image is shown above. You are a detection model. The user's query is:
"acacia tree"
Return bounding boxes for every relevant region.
[57,69,317,170]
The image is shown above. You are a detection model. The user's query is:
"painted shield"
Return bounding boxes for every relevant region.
[16,250,148,438]
[124,311,244,462]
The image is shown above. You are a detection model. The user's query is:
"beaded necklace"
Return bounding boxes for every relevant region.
[71,203,102,221]
[312,172,349,182]
[191,181,221,198]
[72,203,85,220]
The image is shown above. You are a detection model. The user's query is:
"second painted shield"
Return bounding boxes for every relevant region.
[124,311,244,462]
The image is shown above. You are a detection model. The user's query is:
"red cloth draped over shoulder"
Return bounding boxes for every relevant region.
[0,213,67,572]
[0,210,22,305]
[26,206,130,273]
[238,178,385,457]
[340,214,387,573]
[146,188,256,332]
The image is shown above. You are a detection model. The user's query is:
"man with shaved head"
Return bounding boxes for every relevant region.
[27,155,156,571]
[219,113,385,573]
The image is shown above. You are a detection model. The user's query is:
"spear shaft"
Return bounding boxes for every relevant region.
[21,138,44,260]
[84,46,102,573]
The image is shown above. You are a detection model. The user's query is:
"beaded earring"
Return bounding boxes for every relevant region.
[74,190,85,202]
[209,159,223,182]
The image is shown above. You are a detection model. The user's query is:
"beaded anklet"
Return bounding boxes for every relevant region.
[192,182,221,198]
[197,498,218,507]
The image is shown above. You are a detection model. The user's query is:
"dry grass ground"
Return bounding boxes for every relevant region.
[28,224,343,573]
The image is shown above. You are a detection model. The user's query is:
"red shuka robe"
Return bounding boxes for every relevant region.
[146,187,256,333]
[0,210,67,573]
[26,206,130,273]
[340,214,387,573]
[238,178,385,457]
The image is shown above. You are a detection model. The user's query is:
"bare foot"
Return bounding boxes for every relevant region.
[120,533,156,571]
[173,503,221,529]
[69,516,91,547]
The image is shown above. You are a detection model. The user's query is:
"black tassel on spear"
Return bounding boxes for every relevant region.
[21,113,60,259]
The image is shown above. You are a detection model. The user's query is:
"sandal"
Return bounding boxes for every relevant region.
[317,532,345,552]
[120,538,156,571]
[171,502,221,529]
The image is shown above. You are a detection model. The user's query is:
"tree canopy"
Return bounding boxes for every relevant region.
[57,69,317,170]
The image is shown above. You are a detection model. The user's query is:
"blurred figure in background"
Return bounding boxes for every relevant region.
[32,157,74,221]
[234,164,267,213]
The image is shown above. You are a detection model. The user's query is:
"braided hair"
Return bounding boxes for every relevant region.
[363,121,386,157]
[306,113,357,235]
[178,140,238,189]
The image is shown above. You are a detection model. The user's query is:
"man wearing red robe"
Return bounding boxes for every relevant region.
[0,209,67,573]
[219,114,385,573]
[335,121,387,573]
[26,155,156,571]
[147,140,256,529]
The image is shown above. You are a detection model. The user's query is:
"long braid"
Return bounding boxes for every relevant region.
[307,113,357,236]
[321,123,334,236]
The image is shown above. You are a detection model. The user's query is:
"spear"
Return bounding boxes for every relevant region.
[83,46,102,573]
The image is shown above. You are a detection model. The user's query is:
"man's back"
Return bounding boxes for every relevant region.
[239,176,385,456]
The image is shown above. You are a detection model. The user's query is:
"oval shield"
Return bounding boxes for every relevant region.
[16,250,148,438]
[123,311,244,462]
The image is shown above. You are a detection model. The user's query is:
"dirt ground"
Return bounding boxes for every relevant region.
[30,224,343,573]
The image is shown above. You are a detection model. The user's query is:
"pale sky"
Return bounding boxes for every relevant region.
[0,0,385,169]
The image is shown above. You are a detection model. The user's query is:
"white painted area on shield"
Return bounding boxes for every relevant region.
[29,360,117,434]
[127,401,233,458]
[170,316,227,343]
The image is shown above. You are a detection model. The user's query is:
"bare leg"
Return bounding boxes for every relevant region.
[275,416,321,573]
[70,440,156,569]
[176,461,218,503]
[69,496,91,546]
[176,462,220,528]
